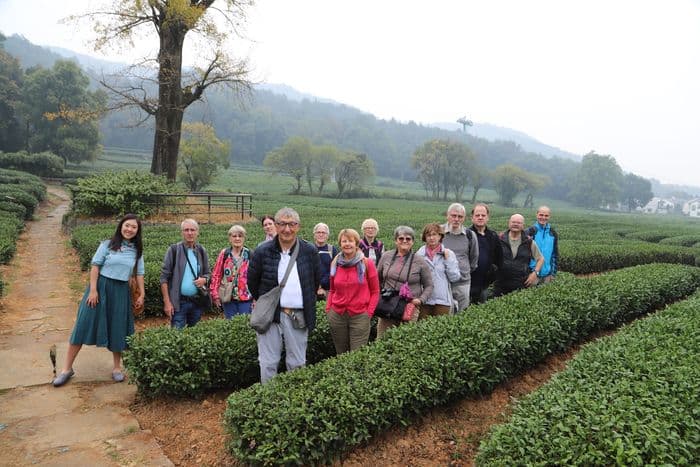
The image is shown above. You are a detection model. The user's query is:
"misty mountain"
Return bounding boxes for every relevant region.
[431,122,580,161]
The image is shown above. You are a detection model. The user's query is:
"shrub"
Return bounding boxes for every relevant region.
[0,200,27,220]
[560,240,695,274]
[0,186,39,219]
[0,151,64,177]
[222,264,700,465]
[477,291,700,466]
[659,234,700,247]
[0,168,47,202]
[124,305,337,398]
[69,170,180,217]
[0,211,24,264]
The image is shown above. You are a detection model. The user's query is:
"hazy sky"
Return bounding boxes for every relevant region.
[1,0,699,186]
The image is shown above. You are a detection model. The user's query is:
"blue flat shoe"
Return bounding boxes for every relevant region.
[52,369,74,387]
[112,371,125,383]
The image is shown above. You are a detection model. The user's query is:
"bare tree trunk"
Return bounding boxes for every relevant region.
[151,24,186,181]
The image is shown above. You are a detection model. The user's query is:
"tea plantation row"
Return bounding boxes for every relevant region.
[477,290,700,465]
[0,168,46,294]
[219,263,700,464]
[71,223,699,315]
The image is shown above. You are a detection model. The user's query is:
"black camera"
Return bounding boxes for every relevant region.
[381,288,397,298]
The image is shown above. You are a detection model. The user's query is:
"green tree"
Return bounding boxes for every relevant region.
[492,164,542,206]
[335,152,374,197]
[470,167,489,204]
[620,173,653,211]
[411,139,476,201]
[263,137,312,194]
[75,0,253,181]
[177,122,230,192]
[21,60,105,163]
[0,33,24,152]
[568,152,624,208]
[313,144,340,195]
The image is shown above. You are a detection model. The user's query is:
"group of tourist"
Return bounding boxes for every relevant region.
[52,203,559,387]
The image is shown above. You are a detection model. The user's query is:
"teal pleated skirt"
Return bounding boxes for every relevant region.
[70,275,135,352]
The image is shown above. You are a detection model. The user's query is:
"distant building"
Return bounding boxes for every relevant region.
[643,197,675,214]
[682,198,700,218]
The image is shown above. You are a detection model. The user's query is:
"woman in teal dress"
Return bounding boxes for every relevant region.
[53,214,145,387]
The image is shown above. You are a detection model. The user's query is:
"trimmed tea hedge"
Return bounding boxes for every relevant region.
[223,264,700,465]
[659,234,700,247]
[69,170,180,217]
[124,306,337,398]
[477,291,700,465]
[0,151,64,177]
[559,240,696,274]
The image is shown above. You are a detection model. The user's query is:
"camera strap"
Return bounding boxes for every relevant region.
[382,250,414,291]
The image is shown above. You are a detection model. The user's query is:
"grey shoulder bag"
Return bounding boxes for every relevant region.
[250,240,300,333]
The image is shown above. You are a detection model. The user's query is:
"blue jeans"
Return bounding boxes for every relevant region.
[171,299,203,329]
[222,300,252,319]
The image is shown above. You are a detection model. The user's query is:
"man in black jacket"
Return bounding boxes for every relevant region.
[493,214,544,297]
[248,207,321,383]
[469,203,502,304]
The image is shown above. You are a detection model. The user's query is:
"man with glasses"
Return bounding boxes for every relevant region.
[441,203,479,312]
[248,207,321,383]
[160,219,211,329]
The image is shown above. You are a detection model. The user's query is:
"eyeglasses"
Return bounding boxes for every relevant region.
[275,221,299,229]
[314,231,328,235]
[229,234,244,238]
[396,236,413,242]
[449,213,465,219]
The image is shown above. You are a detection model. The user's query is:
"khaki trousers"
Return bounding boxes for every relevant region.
[419,304,451,320]
[376,305,421,338]
[327,310,371,355]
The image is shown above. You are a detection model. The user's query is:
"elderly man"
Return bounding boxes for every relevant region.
[469,203,502,304]
[160,219,211,329]
[526,205,559,283]
[248,207,321,383]
[493,213,544,297]
[441,202,479,312]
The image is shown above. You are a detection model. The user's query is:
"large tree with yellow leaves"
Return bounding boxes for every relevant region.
[73,0,252,180]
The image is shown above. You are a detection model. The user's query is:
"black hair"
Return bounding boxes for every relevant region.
[108,213,143,260]
[260,215,274,226]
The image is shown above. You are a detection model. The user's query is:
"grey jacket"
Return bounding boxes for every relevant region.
[416,245,461,306]
[160,241,211,311]
[441,224,479,283]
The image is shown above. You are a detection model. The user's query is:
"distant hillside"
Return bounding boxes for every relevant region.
[3,34,66,69]
[432,122,580,161]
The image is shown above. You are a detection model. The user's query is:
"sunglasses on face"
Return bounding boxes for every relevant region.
[396,236,413,242]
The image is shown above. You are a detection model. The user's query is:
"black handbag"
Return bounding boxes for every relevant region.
[375,291,408,320]
[374,251,414,320]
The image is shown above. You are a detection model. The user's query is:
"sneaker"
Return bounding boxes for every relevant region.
[112,371,125,383]
[52,369,74,387]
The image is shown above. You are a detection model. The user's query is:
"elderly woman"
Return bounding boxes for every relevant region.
[416,223,460,318]
[359,218,384,265]
[53,214,145,387]
[375,226,433,338]
[210,225,252,317]
[326,228,380,354]
[313,222,339,300]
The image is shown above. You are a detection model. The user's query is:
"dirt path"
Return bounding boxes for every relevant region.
[0,185,172,466]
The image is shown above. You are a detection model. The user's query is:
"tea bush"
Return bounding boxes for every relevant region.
[222,264,700,465]
[659,234,700,247]
[0,151,64,177]
[560,240,696,274]
[477,291,700,466]
[124,304,339,398]
[0,185,39,220]
[69,170,180,217]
